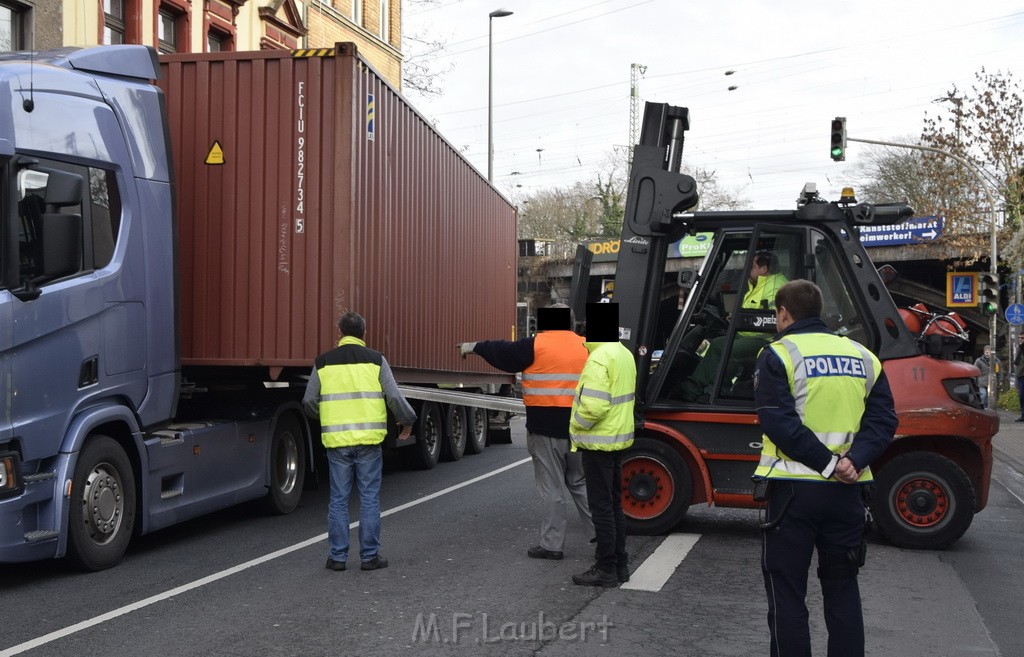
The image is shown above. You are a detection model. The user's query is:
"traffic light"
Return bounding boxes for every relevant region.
[830,117,847,161]
[978,272,999,315]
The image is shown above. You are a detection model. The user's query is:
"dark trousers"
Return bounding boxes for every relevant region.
[581,450,627,572]
[1017,376,1024,416]
[761,480,866,657]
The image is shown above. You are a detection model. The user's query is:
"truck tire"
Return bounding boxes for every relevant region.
[263,412,306,514]
[441,404,468,462]
[464,406,488,455]
[873,452,975,550]
[66,435,137,571]
[622,437,692,535]
[410,402,442,469]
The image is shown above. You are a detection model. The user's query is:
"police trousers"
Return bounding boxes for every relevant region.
[760,479,867,657]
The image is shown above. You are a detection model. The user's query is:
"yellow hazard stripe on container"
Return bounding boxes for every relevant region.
[292,48,335,58]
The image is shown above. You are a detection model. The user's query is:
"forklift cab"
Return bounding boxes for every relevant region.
[646,224,877,409]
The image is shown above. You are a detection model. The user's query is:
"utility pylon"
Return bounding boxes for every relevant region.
[628,63,647,169]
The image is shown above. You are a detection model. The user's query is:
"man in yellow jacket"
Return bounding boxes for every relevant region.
[303,312,416,572]
[570,303,637,587]
[681,251,787,401]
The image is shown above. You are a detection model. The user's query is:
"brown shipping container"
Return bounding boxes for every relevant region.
[159,44,516,384]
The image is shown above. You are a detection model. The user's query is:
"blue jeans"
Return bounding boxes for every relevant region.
[326,444,383,562]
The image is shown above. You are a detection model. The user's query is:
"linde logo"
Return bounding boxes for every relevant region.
[624,236,650,246]
[804,355,866,379]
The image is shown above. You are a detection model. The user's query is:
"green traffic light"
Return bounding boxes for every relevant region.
[981,301,998,315]
[831,147,844,158]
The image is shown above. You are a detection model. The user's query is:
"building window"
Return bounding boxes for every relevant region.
[0,1,28,51]
[379,0,388,42]
[103,0,126,45]
[207,29,232,52]
[157,2,189,53]
[352,0,362,26]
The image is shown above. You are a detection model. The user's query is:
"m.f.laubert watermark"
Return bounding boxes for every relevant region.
[411,611,612,645]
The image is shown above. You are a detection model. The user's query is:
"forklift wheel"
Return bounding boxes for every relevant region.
[622,437,692,535]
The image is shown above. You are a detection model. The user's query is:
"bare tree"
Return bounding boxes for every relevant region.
[686,166,749,211]
[401,0,454,97]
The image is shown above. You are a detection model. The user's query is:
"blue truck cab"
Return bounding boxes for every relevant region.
[0,46,308,570]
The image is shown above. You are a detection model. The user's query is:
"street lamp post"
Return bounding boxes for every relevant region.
[488,9,513,183]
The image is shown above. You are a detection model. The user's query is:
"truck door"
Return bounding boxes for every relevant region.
[648,228,805,407]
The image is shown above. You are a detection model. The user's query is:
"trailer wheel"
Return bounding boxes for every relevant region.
[411,402,443,469]
[263,412,306,514]
[873,452,975,550]
[66,436,136,571]
[441,405,468,461]
[622,437,692,535]
[464,407,488,455]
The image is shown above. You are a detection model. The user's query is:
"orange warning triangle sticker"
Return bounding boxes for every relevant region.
[205,141,225,165]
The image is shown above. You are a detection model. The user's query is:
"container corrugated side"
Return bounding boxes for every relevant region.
[159,46,516,383]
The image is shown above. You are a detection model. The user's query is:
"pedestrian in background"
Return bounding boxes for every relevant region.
[1014,334,1024,421]
[753,280,897,657]
[304,312,416,572]
[457,304,594,560]
[974,345,1002,409]
[570,302,636,588]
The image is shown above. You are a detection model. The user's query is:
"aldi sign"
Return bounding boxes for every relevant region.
[946,272,978,308]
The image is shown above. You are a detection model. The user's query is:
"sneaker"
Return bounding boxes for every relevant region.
[527,545,564,560]
[360,554,389,570]
[325,558,346,571]
[572,565,618,588]
[617,565,630,583]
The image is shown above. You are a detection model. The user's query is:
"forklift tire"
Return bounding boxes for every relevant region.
[66,435,137,571]
[263,412,306,515]
[410,402,443,469]
[464,406,488,455]
[872,452,975,550]
[622,437,692,535]
[441,404,468,461]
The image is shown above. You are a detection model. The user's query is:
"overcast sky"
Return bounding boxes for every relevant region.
[401,0,1023,212]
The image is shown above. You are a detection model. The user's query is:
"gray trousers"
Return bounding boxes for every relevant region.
[527,433,594,551]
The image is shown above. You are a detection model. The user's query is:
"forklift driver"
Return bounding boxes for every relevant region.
[679,251,787,402]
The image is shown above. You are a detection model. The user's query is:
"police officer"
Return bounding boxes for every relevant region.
[753,280,896,657]
[570,302,637,587]
[303,312,416,572]
[457,305,594,560]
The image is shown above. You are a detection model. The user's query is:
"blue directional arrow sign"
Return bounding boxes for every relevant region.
[1006,303,1024,326]
[859,216,943,248]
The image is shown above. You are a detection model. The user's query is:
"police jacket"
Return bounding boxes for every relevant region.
[305,336,416,448]
[473,332,587,439]
[753,317,896,482]
[569,341,637,452]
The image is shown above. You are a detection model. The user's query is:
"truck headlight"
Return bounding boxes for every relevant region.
[943,378,982,408]
[0,450,23,498]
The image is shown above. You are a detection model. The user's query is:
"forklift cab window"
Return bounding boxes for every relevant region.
[809,228,874,348]
[654,231,801,405]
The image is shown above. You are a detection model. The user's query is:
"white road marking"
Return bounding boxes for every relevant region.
[619,533,701,592]
[0,456,533,657]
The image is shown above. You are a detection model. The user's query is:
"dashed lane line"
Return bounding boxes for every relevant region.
[620,533,701,592]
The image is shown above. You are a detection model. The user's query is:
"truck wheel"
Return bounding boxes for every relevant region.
[441,405,467,461]
[622,437,692,535]
[873,452,975,550]
[411,402,442,469]
[464,407,488,455]
[66,436,136,571]
[263,412,306,514]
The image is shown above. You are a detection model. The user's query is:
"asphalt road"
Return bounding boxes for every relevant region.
[2,416,1023,656]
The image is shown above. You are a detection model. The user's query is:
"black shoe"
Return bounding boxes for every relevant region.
[325,558,346,571]
[617,565,630,583]
[1015,417,1024,422]
[527,545,564,560]
[360,554,389,570]
[572,565,618,588]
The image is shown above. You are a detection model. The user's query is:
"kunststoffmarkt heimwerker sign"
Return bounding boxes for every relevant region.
[858,216,943,247]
